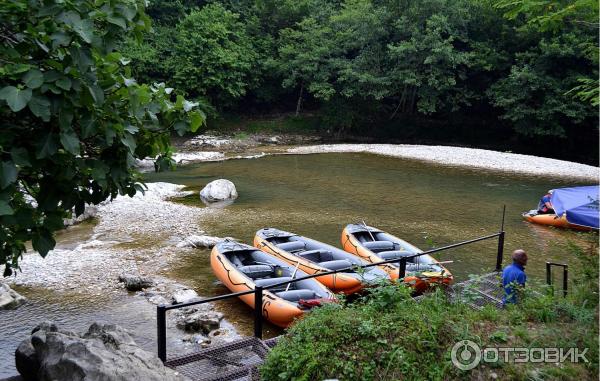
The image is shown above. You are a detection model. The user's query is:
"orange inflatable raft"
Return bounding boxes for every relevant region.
[522,211,594,231]
[211,240,335,328]
[341,224,453,293]
[254,228,390,295]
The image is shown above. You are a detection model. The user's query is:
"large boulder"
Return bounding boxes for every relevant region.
[0,282,26,310]
[15,321,185,381]
[199,179,238,203]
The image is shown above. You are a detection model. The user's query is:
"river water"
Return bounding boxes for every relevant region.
[0,152,594,376]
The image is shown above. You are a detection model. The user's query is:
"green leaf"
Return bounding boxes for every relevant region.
[73,19,94,43]
[50,31,71,48]
[32,230,56,257]
[0,161,18,189]
[23,69,44,89]
[189,111,204,132]
[0,86,33,112]
[107,15,127,29]
[56,77,72,91]
[28,94,51,121]
[173,121,188,136]
[0,200,13,216]
[87,85,104,105]
[60,130,81,155]
[11,148,31,167]
[81,115,96,139]
[120,133,137,153]
[36,133,58,159]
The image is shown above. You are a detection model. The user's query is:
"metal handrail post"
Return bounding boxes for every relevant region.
[562,266,568,297]
[495,231,505,272]
[254,286,263,339]
[398,257,406,279]
[157,304,167,363]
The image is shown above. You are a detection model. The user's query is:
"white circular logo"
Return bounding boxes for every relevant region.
[451,340,482,370]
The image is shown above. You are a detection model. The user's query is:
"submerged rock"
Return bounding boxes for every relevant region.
[118,274,154,291]
[172,289,199,304]
[15,321,185,381]
[176,234,223,248]
[199,179,238,203]
[176,310,224,333]
[0,283,26,310]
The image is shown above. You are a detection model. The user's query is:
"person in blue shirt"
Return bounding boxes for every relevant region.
[502,249,527,305]
[537,190,554,214]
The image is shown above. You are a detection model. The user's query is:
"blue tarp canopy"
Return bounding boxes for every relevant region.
[552,186,600,229]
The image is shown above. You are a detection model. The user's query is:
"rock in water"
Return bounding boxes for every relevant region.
[176,310,224,333]
[15,322,185,381]
[0,282,26,310]
[176,235,223,248]
[172,289,199,304]
[118,274,154,291]
[199,179,238,203]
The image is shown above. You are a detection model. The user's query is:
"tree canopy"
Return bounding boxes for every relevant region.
[0,0,205,275]
[124,0,597,155]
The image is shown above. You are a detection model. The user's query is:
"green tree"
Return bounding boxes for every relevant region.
[172,3,259,108]
[0,0,205,275]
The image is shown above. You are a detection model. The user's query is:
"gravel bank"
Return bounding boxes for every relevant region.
[7,183,217,292]
[288,144,598,180]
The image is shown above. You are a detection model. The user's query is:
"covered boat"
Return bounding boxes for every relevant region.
[522,185,599,231]
[341,224,453,292]
[211,240,335,328]
[254,228,390,294]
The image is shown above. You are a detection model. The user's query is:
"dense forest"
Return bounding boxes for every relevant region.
[125,0,599,164]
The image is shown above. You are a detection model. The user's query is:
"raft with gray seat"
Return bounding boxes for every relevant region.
[341,223,453,291]
[210,240,335,327]
[254,228,390,294]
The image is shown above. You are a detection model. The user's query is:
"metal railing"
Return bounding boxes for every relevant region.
[546,262,568,297]
[157,223,506,362]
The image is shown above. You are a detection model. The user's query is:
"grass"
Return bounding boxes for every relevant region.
[260,238,599,380]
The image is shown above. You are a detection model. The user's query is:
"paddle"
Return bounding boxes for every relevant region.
[361,220,376,242]
[285,260,301,292]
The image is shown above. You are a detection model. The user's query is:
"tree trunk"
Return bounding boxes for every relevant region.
[295,83,304,116]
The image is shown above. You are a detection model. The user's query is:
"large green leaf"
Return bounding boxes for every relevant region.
[28,94,51,121]
[0,86,33,112]
[0,162,18,189]
[23,69,44,89]
[10,148,31,167]
[60,130,81,155]
[189,111,204,132]
[0,200,13,216]
[120,133,137,153]
[73,19,94,43]
[36,133,58,159]
[32,230,56,257]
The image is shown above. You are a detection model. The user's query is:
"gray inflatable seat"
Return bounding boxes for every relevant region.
[318,259,353,270]
[363,241,395,252]
[276,289,316,302]
[378,250,414,260]
[276,241,306,252]
[299,249,333,262]
[239,265,273,279]
[255,276,292,288]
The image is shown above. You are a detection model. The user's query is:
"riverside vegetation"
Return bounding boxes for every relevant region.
[260,238,599,380]
[126,0,599,163]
